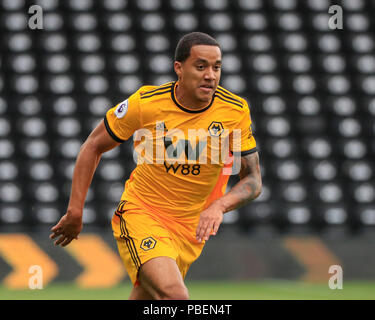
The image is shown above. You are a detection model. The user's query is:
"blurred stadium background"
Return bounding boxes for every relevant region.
[1,0,375,299]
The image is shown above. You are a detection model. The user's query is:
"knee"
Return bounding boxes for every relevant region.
[156,283,189,300]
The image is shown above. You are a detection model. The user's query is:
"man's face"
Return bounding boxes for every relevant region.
[174,45,222,105]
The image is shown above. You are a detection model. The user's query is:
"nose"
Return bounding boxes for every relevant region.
[204,67,216,80]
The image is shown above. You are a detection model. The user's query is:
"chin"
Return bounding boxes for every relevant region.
[197,96,211,104]
[197,92,214,102]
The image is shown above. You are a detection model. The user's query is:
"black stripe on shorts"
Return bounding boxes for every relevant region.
[115,212,141,270]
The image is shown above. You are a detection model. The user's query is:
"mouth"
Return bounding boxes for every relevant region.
[199,84,214,94]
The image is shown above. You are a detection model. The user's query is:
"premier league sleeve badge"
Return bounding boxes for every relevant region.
[115,99,128,119]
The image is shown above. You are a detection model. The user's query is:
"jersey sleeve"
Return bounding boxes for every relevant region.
[231,99,257,156]
[104,89,142,142]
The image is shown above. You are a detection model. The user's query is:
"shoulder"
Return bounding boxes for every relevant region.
[137,81,174,100]
[215,85,249,110]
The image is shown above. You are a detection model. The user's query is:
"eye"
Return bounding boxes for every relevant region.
[197,65,204,70]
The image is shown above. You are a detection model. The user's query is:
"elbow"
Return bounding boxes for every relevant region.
[243,175,262,203]
[252,175,262,200]
[253,178,262,200]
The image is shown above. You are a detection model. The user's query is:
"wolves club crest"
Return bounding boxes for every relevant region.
[140,237,157,251]
[208,121,224,137]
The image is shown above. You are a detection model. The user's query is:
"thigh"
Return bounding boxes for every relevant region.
[128,284,154,300]
[138,256,188,300]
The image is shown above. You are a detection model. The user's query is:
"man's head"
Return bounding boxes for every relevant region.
[174,32,222,108]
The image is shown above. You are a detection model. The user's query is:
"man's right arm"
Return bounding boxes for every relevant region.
[50,119,121,247]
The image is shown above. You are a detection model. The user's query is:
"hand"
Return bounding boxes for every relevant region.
[50,211,83,247]
[196,201,224,243]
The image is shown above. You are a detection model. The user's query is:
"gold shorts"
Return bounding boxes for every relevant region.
[111,201,205,285]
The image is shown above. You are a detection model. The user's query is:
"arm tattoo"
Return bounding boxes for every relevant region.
[239,152,261,179]
[222,152,262,212]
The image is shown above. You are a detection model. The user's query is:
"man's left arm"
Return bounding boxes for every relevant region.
[196,151,262,242]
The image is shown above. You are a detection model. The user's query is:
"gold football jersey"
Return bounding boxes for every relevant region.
[105,81,257,224]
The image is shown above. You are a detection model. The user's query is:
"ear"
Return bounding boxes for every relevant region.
[174,61,182,78]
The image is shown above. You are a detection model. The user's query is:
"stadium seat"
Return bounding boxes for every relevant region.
[173,13,198,32]
[0,204,25,225]
[236,0,262,11]
[34,0,59,11]
[109,34,136,52]
[104,13,132,32]
[39,33,68,52]
[101,0,128,11]
[137,0,161,11]
[43,13,64,32]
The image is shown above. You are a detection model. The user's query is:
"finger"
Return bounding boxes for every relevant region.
[197,219,211,242]
[49,232,58,239]
[54,235,67,246]
[196,219,209,242]
[202,222,213,241]
[61,237,74,247]
[51,223,61,232]
[195,220,203,241]
[211,220,221,236]
[49,229,63,239]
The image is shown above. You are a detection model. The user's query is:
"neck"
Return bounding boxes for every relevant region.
[175,82,210,110]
